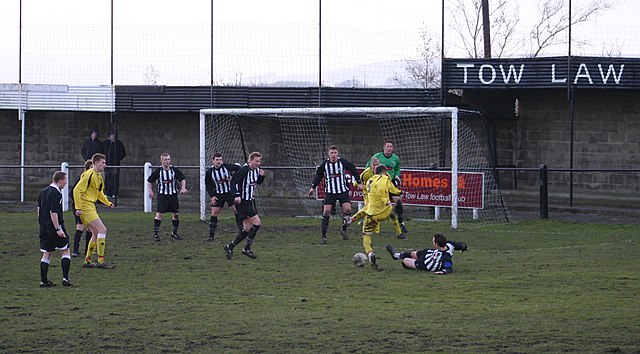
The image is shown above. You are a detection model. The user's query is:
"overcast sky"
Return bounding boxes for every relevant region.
[0,0,638,86]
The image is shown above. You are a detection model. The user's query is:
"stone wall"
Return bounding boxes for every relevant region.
[490,89,640,194]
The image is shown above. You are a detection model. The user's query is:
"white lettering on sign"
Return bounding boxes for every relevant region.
[456,63,475,83]
[499,64,525,83]
[551,64,567,83]
[598,64,624,84]
[454,61,627,86]
[479,64,496,84]
[574,63,593,84]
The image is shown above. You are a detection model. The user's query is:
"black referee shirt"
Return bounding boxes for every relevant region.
[38,184,63,227]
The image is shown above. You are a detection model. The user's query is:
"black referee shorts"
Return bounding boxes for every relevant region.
[211,192,235,208]
[157,194,180,213]
[323,192,350,206]
[235,200,257,219]
[39,224,69,252]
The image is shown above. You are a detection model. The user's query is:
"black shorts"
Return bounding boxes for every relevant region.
[211,192,235,208]
[73,210,83,225]
[39,224,69,252]
[235,200,257,219]
[414,249,430,271]
[157,194,180,214]
[323,192,350,206]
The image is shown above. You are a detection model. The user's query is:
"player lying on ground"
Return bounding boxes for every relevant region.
[385,233,467,275]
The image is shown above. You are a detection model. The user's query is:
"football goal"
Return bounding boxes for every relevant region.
[199,107,509,229]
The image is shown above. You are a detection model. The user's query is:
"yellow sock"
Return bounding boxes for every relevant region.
[362,234,373,255]
[85,240,97,263]
[97,234,106,264]
[390,214,402,235]
[352,208,366,223]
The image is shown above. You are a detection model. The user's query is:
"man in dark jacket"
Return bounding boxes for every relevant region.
[81,129,103,161]
[102,129,126,199]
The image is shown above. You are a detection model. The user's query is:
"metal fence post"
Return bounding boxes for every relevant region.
[539,164,548,219]
[61,162,69,211]
[144,162,152,213]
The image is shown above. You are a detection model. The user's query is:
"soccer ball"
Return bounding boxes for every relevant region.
[352,252,368,267]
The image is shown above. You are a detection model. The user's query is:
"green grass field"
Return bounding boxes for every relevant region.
[1,211,638,353]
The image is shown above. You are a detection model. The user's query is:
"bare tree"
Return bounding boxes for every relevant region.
[448,0,521,58]
[448,0,615,58]
[390,26,441,88]
[528,0,616,57]
[144,65,159,85]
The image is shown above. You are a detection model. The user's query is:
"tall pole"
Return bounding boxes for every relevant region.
[210,0,214,108]
[568,0,574,207]
[481,0,491,58]
[318,0,322,107]
[19,0,25,203]
[440,0,446,166]
[110,0,115,123]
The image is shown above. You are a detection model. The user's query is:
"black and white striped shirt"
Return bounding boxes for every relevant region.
[230,164,265,201]
[205,163,241,196]
[420,245,454,273]
[147,166,186,196]
[311,157,360,194]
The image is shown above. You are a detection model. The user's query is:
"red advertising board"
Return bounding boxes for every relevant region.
[316,169,484,209]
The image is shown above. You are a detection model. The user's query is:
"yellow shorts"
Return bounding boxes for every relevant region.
[363,206,393,234]
[79,207,100,225]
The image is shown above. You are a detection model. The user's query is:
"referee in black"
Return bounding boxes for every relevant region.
[308,145,361,245]
[37,171,73,287]
[204,152,243,242]
[147,153,188,242]
[224,152,265,259]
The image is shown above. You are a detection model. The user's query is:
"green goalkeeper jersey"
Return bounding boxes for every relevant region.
[366,152,401,180]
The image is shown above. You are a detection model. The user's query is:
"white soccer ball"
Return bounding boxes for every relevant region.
[352,252,368,267]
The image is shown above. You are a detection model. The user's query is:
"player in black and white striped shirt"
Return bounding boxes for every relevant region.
[308,145,361,245]
[223,152,265,259]
[147,153,187,242]
[386,233,467,274]
[204,152,243,242]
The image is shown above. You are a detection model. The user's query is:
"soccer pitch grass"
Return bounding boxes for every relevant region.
[1,211,638,353]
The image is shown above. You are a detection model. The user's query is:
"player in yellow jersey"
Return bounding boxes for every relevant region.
[73,153,115,269]
[351,157,405,240]
[360,164,403,270]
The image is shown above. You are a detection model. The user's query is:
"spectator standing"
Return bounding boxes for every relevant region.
[102,129,127,201]
[81,129,103,161]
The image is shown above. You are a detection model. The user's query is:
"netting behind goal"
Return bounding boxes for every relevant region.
[200,107,509,226]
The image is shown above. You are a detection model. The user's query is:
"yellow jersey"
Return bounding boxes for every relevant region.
[73,169,112,211]
[364,174,401,216]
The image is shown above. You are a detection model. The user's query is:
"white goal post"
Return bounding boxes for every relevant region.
[199,107,474,229]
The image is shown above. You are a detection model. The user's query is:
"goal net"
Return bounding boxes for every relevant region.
[199,107,510,229]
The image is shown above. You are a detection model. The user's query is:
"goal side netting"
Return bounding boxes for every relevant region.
[199,107,509,229]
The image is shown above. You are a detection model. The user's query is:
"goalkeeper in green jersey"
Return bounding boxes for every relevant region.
[365,140,407,234]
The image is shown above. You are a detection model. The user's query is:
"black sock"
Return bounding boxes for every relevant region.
[209,216,218,238]
[153,219,161,236]
[399,251,412,259]
[172,219,179,234]
[321,216,329,237]
[395,203,404,223]
[342,213,351,231]
[235,214,244,232]
[40,261,49,282]
[230,230,248,249]
[85,231,92,253]
[61,257,71,280]
[73,230,83,253]
[245,224,261,249]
